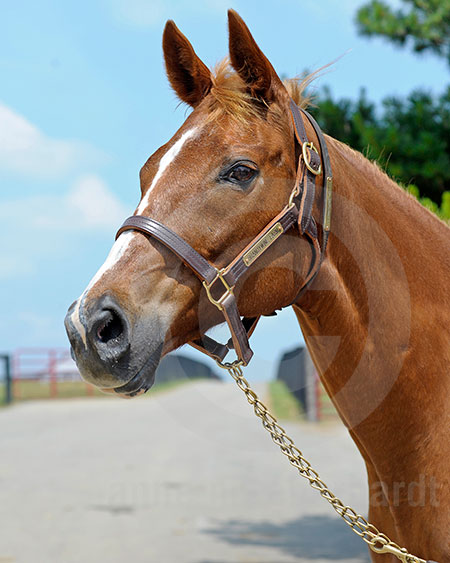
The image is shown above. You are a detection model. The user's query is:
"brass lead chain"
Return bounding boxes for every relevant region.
[219,360,426,563]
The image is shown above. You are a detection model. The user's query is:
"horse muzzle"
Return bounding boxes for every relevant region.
[64,293,163,397]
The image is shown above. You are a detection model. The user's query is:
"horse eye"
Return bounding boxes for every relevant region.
[223,163,258,186]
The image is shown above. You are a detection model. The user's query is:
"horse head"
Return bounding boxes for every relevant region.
[65,10,317,396]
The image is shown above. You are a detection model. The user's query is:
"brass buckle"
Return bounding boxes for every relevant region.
[202,269,234,311]
[302,142,322,175]
[288,183,300,208]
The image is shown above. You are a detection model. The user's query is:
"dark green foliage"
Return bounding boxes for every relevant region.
[406,184,450,221]
[356,0,450,65]
[309,86,450,205]
[302,0,450,213]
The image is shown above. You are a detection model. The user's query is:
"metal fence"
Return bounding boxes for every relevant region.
[6,348,97,402]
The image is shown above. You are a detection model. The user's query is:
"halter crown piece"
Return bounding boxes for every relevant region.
[116,100,333,366]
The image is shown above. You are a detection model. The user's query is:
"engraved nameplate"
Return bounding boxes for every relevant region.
[324,176,333,232]
[243,222,283,267]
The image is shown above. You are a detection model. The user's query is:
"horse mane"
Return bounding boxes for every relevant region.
[332,137,450,228]
[207,58,313,124]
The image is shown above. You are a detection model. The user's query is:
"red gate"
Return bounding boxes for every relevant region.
[12,348,95,400]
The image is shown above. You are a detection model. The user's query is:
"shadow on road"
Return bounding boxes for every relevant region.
[200,514,371,561]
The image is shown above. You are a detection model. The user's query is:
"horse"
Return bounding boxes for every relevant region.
[65,10,450,562]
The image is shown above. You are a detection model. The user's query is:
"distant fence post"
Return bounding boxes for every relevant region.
[1,354,12,405]
[49,349,58,399]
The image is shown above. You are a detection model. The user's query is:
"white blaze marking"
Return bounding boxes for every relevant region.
[70,127,198,347]
[70,232,136,347]
[70,298,87,347]
[85,231,136,293]
[137,127,197,214]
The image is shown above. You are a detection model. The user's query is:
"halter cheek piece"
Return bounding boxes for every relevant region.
[116,100,333,366]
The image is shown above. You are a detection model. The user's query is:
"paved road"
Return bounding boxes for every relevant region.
[0,381,370,563]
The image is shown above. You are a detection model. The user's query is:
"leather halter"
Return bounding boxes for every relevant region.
[116,99,333,366]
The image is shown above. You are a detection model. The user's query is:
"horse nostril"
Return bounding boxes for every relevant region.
[87,296,130,361]
[96,310,124,344]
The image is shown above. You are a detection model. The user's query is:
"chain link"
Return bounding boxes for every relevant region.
[219,360,426,563]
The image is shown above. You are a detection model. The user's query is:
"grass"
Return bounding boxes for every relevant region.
[319,390,338,418]
[267,380,304,421]
[9,380,105,401]
[267,379,338,422]
[0,376,202,406]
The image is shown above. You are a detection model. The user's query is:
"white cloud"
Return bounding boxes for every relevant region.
[0,256,35,281]
[66,175,130,229]
[0,102,104,179]
[0,175,130,280]
[110,0,165,27]
[0,175,130,233]
[109,0,230,27]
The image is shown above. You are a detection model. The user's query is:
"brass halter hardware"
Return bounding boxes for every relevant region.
[202,268,234,311]
[242,222,283,267]
[288,181,301,209]
[302,141,322,175]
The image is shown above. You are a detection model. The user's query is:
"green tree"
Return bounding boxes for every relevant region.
[305,0,450,213]
[356,0,450,65]
[406,184,450,221]
[309,86,450,204]
[307,0,450,206]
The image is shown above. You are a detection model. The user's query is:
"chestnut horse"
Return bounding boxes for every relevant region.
[65,10,450,562]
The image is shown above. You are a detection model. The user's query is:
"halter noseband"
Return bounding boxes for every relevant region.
[116,100,333,366]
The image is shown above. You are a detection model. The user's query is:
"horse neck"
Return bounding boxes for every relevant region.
[294,137,450,475]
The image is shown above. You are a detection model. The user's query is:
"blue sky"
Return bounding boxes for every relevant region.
[0,0,446,381]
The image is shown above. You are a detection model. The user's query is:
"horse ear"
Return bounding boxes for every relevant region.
[163,20,212,107]
[227,9,287,104]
